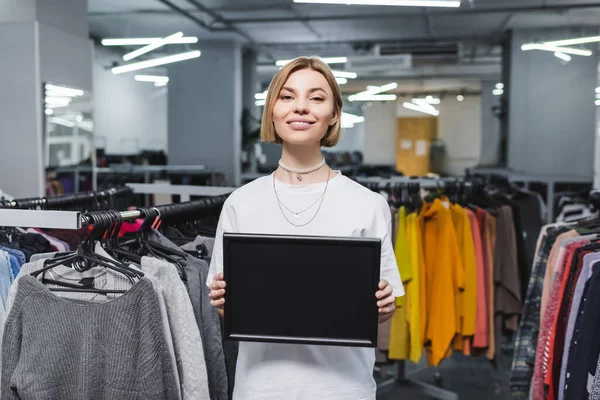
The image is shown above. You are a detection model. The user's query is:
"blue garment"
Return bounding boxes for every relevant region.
[0,251,12,309]
[8,255,17,282]
[0,247,25,268]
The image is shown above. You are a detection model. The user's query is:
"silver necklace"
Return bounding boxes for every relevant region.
[278,158,326,181]
[273,168,331,227]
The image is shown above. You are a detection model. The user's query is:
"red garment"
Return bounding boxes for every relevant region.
[472,208,490,349]
[118,219,143,236]
[467,209,488,348]
[532,241,588,400]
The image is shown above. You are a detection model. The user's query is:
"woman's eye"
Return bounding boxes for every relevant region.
[312,97,324,101]
[280,95,293,100]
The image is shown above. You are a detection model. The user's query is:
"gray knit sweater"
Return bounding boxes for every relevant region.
[1,275,180,400]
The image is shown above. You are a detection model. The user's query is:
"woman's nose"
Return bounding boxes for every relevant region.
[293,99,309,114]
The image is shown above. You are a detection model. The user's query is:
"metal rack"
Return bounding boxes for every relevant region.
[126,183,236,204]
[467,167,592,223]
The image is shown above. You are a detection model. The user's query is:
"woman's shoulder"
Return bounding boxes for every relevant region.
[222,175,272,207]
[333,175,389,210]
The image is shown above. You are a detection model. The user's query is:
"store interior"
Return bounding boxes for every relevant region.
[1,0,600,399]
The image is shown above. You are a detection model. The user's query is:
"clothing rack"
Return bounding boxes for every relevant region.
[0,194,230,230]
[0,187,134,210]
[126,183,236,205]
[355,176,460,400]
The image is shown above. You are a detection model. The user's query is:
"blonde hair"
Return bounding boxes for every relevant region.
[260,57,343,147]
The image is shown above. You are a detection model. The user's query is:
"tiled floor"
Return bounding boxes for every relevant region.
[376,342,514,400]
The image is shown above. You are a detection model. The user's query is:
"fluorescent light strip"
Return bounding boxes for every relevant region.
[123,32,183,61]
[336,77,348,85]
[342,112,365,124]
[293,0,461,7]
[349,94,397,102]
[554,52,572,62]
[331,70,358,79]
[135,75,169,83]
[255,99,266,106]
[544,36,600,47]
[493,89,504,96]
[521,43,592,56]
[495,83,504,90]
[276,57,348,67]
[44,84,84,97]
[596,99,600,106]
[412,96,440,105]
[112,50,201,74]
[412,99,437,111]
[596,87,600,94]
[349,82,398,101]
[255,91,268,100]
[102,37,198,46]
[403,102,439,116]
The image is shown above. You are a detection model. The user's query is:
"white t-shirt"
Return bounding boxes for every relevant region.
[207,171,404,400]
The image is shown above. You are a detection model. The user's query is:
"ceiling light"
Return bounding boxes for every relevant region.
[493,89,503,96]
[331,70,358,79]
[412,99,437,111]
[457,95,464,101]
[255,91,268,100]
[349,94,397,102]
[48,117,75,128]
[597,93,600,99]
[342,112,365,124]
[596,87,600,94]
[135,75,169,84]
[111,50,201,74]
[275,57,348,67]
[293,0,461,7]
[255,99,266,106]
[412,96,440,105]
[596,99,600,106]
[123,32,183,62]
[521,43,592,56]
[45,109,54,115]
[44,84,84,97]
[101,37,198,46]
[495,83,504,90]
[554,52,572,62]
[336,77,348,85]
[349,82,397,101]
[45,96,72,106]
[403,102,439,116]
[544,35,600,47]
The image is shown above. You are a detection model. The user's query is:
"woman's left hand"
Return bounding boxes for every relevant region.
[376,280,395,323]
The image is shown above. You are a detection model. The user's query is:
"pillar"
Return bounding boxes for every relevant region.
[0,0,92,198]
[478,80,502,167]
[168,40,243,186]
[507,28,598,178]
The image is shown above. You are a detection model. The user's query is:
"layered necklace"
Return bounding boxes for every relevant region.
[278,158,326,181]
[273,167,331,227]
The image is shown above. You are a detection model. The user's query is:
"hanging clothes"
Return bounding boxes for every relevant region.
[406,211,423,363]
[420,198,464,366]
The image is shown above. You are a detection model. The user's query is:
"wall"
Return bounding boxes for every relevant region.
[93,48,168,154]
[363,102,397,164]
[438,95,482,176]
[508,29,597,178]
[168,41,243,185]
[0,21,44,198]
[39,23,92,91]
[333,124,365,153]
[479,80,501,166]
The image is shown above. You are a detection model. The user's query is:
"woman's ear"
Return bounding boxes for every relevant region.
[329,111,339,126]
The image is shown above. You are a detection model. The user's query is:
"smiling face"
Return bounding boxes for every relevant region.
[272,68,339,147]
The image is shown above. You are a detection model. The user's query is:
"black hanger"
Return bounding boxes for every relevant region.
[31,212,143,294]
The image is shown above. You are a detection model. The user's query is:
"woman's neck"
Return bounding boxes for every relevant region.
[279,143,324,170]
[276,142,331,185]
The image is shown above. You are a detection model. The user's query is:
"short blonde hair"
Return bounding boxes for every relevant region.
[260,57,343,147]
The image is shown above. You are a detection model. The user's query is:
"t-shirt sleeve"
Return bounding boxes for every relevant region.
[375,195,405,298]
[206,200,236,288]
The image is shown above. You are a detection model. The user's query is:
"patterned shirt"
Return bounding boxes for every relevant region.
[510,226,570,398]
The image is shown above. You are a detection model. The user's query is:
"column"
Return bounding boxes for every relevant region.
[507,28,597,178]
[168,40,243,186]
[478,80,502,167]
[0,0,92,198]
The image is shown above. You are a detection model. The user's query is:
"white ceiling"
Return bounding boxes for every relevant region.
[88,0,600,94]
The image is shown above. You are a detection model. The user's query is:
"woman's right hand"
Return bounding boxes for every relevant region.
[209,273,226,317]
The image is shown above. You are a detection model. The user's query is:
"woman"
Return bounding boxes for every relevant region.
[208,57,404,400]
